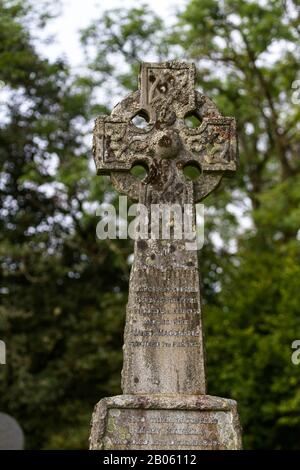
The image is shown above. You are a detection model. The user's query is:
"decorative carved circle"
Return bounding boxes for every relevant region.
[93,62,237,202]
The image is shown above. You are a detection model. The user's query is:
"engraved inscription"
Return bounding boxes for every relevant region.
[103,409,232,450]
[127,265,201,351]
[123,250,205,392]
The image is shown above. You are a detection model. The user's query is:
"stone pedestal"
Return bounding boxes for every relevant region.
[90,395,242,450]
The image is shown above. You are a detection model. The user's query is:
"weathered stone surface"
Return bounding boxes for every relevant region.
[90,395,242,450]
[0,412,24,450]
[89,60,242,450]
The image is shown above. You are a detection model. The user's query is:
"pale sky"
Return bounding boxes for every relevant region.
[38,0,188,67]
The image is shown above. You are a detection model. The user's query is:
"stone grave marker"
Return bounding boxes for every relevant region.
[0,412,24,450]
[89,61,242,450]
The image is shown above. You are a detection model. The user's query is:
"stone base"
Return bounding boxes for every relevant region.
[89,394,242,450]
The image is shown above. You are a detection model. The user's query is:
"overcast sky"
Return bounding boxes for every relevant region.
[39,0,188,67]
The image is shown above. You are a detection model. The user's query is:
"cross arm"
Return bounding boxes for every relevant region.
[93,116,153,176]
[180,116,237,174]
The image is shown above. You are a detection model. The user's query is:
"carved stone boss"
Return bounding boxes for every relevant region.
[90,61,242,450]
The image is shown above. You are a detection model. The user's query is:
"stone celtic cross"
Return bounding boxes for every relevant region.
[90,61,242,450]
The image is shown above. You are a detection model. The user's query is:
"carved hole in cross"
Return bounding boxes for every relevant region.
[131,110,150,130]
[183,162,202,181]
[130,162,149,181]
[157,83,167,94]
[184,111,202,129]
